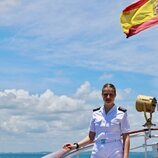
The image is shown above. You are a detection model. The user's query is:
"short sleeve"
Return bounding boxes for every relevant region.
[121,112,130,134]
[89,114,96,132]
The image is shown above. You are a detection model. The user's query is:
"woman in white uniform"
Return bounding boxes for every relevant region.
[63,83,130,158]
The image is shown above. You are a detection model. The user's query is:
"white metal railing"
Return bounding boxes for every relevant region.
[63,144,93,158]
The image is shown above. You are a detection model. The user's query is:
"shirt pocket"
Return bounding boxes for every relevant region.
[94,118,105,133]
[110,119,120,132]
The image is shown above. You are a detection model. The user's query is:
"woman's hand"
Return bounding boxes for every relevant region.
[62,143,76,151]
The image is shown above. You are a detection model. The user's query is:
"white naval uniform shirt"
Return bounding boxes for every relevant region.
[89,105,130,158]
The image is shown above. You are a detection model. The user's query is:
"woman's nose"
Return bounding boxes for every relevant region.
[106,94,110,98]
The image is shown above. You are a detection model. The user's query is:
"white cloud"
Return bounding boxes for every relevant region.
[1,115,49,134]
[75,81,91,97]
[0,0,20,13]
[74,81,101,102]
[99,73,113,80]
[0,87,91,137]
[116,88,133,101]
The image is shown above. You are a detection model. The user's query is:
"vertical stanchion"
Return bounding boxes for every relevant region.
[144,131,148,158]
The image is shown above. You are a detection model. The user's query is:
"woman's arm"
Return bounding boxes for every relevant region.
[78,131,95,147]
[122,133,130,158]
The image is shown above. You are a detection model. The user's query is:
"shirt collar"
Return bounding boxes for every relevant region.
[101,104,117,115]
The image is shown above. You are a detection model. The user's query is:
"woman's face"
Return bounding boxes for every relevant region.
[102,86,116,106]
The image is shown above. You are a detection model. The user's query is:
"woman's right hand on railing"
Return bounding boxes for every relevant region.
[62,143,76,151]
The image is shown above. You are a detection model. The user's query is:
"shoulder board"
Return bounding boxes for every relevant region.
[118,106,127,113]
[93,107,101,112]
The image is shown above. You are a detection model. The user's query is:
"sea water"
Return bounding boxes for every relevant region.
[0,152,154,158]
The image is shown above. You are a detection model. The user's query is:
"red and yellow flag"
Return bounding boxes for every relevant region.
[120,0,158,38]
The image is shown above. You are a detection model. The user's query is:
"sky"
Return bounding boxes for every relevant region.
[0,0,158,153]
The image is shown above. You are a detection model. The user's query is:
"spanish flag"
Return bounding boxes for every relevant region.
[120,0,158,38]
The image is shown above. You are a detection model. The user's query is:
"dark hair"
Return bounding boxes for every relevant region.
[102,83,116,95]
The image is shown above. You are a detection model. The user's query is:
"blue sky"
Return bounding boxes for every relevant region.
[0,0,158,153]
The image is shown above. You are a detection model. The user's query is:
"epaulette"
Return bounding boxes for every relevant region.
[118,106,127,113]
[93,107,101,112]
